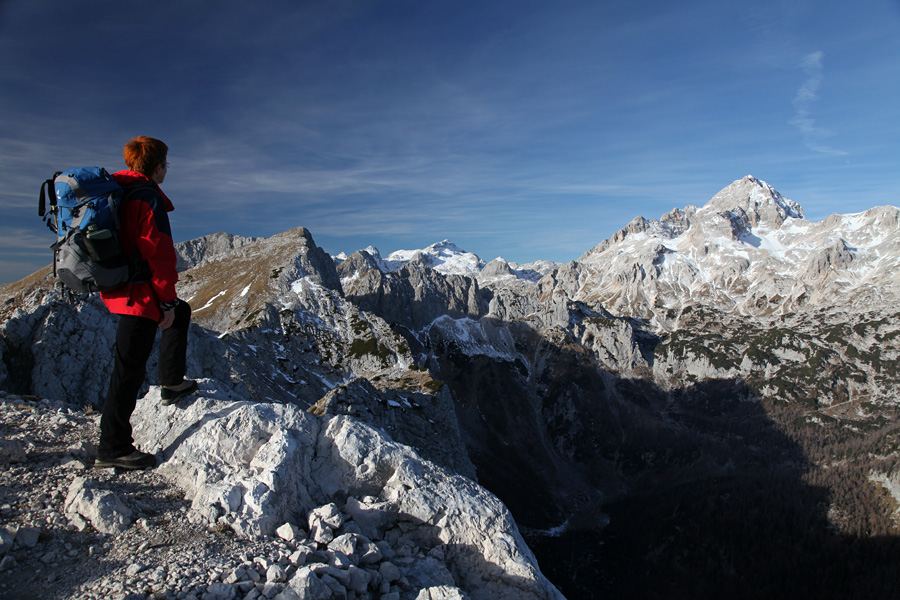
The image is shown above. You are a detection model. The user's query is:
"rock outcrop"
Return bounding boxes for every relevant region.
[0,282,235,407]
[175,232,260,272]
[129,381,562,600]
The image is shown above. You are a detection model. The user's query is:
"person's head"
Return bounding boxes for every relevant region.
[123,136,168,184]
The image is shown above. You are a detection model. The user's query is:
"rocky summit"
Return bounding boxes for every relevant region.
[3,176,900,599]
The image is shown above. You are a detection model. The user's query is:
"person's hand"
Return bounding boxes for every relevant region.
[159,309,175,330]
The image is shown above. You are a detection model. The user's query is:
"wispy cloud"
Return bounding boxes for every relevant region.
[789,51,848,156]
[0,226,54,284]
[0,227,53,254]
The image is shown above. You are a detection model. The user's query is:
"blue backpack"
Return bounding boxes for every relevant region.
[39,167,149,293]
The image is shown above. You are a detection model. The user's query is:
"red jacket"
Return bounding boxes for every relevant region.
[99,170,178,322]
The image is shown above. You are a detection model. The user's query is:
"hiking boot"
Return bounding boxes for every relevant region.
[94,450,156,470]
[160,379,199,406]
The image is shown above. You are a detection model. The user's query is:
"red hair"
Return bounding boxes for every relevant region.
[123,136,168,176]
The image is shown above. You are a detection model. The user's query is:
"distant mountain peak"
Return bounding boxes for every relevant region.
[427,239,466,252]
[704,176,805,228]
[382,241,486,275]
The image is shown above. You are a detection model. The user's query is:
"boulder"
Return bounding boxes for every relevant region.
[64,476,133,534]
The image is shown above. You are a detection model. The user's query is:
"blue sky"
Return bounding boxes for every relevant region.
[1,0,898,284]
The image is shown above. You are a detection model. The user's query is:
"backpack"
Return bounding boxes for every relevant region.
[38,166,149,293]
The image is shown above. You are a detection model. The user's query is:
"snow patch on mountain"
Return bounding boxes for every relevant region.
[426,315,518,360]
[572,176,900,322]
[478,258,558,285]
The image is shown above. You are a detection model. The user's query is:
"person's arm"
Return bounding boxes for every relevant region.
[131,192,179,317]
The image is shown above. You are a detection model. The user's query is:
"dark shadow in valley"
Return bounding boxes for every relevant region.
[428,336,900,600]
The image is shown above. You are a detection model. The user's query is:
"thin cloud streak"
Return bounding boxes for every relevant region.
[789,51,847,156]
[0,228,54,253]
[0,227,53,283]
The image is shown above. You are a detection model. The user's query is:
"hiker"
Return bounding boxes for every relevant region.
[94,136,197,470]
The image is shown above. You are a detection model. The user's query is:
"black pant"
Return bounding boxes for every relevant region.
[98,300,191,459]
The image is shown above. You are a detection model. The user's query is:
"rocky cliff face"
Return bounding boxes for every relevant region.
[175,232,260,272]
[4,176,900,599]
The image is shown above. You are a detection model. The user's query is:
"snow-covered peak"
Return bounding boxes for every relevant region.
[579,177,806,264]
[571,176,900,322]
[362,245,383,259]
[383,240,486,275]
[703,176,804,228]
[478,257,559,284]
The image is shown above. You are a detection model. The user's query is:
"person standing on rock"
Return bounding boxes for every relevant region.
[94,136,197,470]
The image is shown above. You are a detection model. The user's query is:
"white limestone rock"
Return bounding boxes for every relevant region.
[275,565,332,600]
[275,522,304,542]
[417,586,471,600]
[130,383,564,600]
[64,476,133,534]
[131,380,319,538]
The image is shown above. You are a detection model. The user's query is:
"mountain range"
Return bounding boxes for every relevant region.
[3,176,900,599]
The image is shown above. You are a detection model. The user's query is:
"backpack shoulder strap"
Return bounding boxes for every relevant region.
[111,182,156,230]
[121,182,154,196]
